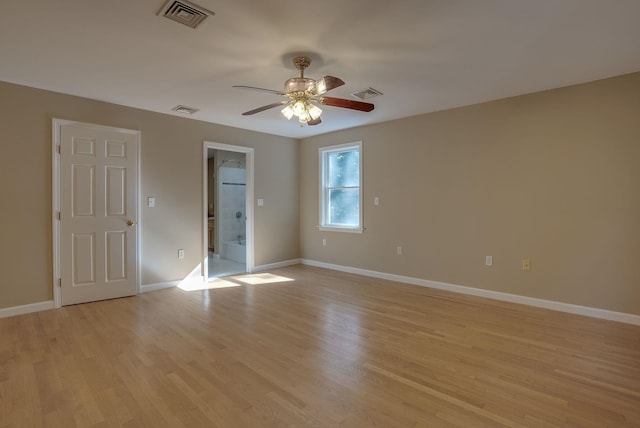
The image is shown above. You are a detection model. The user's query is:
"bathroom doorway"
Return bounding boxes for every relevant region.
[202,141,254,279]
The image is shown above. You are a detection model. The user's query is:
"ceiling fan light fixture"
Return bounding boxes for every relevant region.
[234,55,372,126]
[281,104,294,120]
[282,99,323,123]
[308,103,322,120]
[292,100,306,116]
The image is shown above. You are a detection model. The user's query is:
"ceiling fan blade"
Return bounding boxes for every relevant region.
[320,97,375,112]
[233,85,286,96]
[311,76,345,95]
[308,117,322,126]
[241,100,289,115]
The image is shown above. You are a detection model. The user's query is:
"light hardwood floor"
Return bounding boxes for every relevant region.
[1,265,639,427]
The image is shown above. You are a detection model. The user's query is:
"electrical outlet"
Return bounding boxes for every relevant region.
[322,238,326,246]
[374,196,380,206]
[522,259,531,271]
[485,256,493,266]
[178,249,185,259]
[148,197,155,208]
[396,246,402,255]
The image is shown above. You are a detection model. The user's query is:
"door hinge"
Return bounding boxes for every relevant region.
[57,145,61,154]
[57,211,61,221]
[58,278,62,288]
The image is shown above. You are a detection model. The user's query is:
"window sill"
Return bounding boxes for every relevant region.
[318,226,364,234]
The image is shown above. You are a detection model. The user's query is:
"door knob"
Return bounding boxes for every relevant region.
[126,220,135,226]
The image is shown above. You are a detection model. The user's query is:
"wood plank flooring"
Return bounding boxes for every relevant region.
[1,264,639,427]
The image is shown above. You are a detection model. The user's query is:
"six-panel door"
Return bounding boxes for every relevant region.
[60,124,138,305]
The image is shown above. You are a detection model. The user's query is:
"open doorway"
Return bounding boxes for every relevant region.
[203,141,254,279]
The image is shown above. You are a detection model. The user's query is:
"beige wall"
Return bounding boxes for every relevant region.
[300,72,640,315]
[3,71,639,316]
[0,81,299,309]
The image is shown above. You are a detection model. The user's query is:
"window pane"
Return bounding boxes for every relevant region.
[328,188,360,226]
[328,149,359,187]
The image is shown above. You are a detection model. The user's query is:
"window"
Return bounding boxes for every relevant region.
[319,141,363,232]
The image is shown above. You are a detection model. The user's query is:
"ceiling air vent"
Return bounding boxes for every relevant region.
[172,105,199,114]
[157,0,214,29]
[351,87,383,100]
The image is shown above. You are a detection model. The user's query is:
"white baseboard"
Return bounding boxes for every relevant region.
[300,259,640,326]
[254,258,302,272]
[140,280,180,293]
[6,262,638,326]
[0,300,55,318]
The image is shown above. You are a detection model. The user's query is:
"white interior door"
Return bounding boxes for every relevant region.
[59,123,138,305]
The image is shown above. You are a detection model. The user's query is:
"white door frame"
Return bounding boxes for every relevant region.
[52,119,141,308]
[202,141,254,279]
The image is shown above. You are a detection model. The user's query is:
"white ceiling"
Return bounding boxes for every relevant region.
[2,1,640,139]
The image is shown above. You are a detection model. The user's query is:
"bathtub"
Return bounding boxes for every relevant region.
[223,240,246,264]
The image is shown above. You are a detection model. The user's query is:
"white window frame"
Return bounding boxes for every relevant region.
[319,141,363,233]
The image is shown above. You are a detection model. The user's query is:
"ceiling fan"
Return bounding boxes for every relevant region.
[233,56,375,126]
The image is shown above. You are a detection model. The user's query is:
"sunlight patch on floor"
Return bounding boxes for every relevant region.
[179,277,242,291]
[231,273,294,285]
[177,271,294,291]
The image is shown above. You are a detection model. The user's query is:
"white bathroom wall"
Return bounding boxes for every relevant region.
[218,166,246,253]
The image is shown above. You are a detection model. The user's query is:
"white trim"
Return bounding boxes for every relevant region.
[0,301,55,318]
[52,121,61,307]
[9,259,640,325]
[140,281,179,293]
[202,143,208,280]
[135,131,142,294]
[318,226,364,234]
[52,119,141,308]
[254,259,302,272]
[202,141,255,280]
[300,259,640,326]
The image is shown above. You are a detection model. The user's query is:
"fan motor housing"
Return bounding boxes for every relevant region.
[284,77,315,93]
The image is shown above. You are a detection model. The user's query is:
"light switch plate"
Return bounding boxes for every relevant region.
[148,197,155,208]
